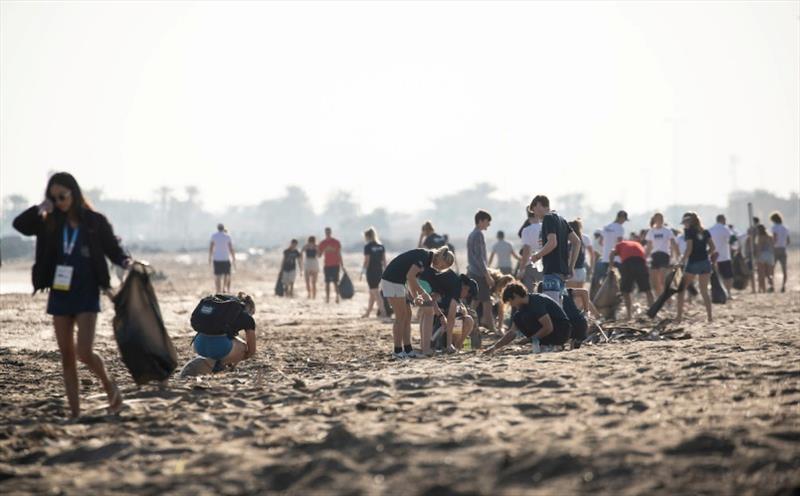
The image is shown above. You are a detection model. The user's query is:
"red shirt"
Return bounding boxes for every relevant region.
[614,241,645,262]
[318,238,342,267]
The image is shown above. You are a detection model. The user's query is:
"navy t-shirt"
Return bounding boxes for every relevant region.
[540,212,573,276]
[231,312,256,335]
[382,249,433,284]
[282,249,301,271]
[685,227,711,263]
[420,268,461,308]
[363,241,385,273]
[513,293,570,338]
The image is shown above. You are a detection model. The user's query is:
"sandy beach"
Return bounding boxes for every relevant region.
[1,252,799,495]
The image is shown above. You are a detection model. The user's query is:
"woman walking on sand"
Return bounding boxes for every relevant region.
[676,212,717,323]
[13,172,131,418]
[755,224,775,293]
[361,227,387,318]
[302,236,320,299]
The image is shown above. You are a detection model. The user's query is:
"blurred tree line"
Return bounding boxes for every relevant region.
[1,183,797,259]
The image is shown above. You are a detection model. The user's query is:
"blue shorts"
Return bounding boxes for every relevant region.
[685,260,712,275]
[542,274,566,294]
[193,334,233,360]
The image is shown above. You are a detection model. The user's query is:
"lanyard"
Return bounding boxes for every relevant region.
[63,225,79,256]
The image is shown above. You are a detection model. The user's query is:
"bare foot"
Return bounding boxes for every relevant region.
[107,382,123,414]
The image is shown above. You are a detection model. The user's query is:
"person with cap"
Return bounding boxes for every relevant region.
[209,223,236,293]
[523,195,581,305]
[591,210,627,291]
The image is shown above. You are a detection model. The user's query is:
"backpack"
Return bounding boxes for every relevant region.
[190,294,246,337]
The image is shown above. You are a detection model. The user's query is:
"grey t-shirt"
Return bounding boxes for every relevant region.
[467,228,487,276]
[492,240,514,268]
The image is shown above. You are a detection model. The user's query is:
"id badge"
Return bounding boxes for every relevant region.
[53,265,74,291]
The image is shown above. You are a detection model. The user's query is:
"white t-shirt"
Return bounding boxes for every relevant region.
[645,227,675,255]
[520,222,543,270]
[210,231,232,261]
[580,233,592,264]
[708,223,733,262]
[677,234,687,258]
[601,222,625,263]
[772,224,790,248]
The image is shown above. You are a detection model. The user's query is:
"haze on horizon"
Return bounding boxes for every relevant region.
[1,1,798,216]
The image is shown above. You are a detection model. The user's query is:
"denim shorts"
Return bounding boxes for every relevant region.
[685,259,712,275]
[194,334,233,360]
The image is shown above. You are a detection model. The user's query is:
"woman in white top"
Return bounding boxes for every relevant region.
[645,213,680,296]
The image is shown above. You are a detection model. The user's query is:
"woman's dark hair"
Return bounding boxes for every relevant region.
[45,172,93,218]
[307,236,316,244]
[569,219,583,238]
[757,224,769,237]
[518,219,531,238]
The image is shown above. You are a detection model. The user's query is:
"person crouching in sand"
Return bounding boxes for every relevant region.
[381,247,455,359]
[186,293,257,375]
[420,268,478,352]
[483,282,571,355]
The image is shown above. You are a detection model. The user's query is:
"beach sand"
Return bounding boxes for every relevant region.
[1,253,799,495]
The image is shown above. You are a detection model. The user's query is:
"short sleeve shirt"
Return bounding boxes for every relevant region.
[282,249,301,271]
[685,227,711,263]
[614,241,646,263]
[645,227,675,255]
[232,312,256,335]
[382,249,433,284]
[772,224,789,248]
[210,231,232,261]
[540,212,573,276]
[318,238,342,267]
[364,241,386,272]
[492,240,514,268]
[513,293,570,338]
[708,223,733,262]
[419,268,461,309]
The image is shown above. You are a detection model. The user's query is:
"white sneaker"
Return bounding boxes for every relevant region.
[392,351,408,360]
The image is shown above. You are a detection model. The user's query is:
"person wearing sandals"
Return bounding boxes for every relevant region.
[13,172,131,418]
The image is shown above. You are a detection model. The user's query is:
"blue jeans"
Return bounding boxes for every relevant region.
[542,274,566,305]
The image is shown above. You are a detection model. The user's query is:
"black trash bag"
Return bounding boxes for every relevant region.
[112,262,177,385]
[732,252,750,290]
[275,270,285,297]
[339,270,354,299]
[647,266,684,319]
[711,270,728,304]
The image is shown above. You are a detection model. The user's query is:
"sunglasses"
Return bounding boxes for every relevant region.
[52,191,72,203]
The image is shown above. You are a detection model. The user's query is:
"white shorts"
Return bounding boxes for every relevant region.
[304,258,319,273]
[380,279,407,299]
[569,267,587,283]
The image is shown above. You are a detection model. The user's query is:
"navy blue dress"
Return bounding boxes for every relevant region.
[47,226,101,316]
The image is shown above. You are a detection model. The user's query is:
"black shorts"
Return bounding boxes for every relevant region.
[651,251,671,269]
[213,260,231,275]
[620,257,651,293]
[324,266,340,283]
[366,270,382,289]
[717,260,734,280]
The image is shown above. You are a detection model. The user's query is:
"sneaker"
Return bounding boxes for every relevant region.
[405,350,424,359]
[392,351,408,360]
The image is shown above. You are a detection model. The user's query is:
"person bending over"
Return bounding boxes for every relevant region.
[192,293,257,372]
[421,268,478,351]
[381,247,455,359]
[484,282,571,354]
[608,239,655,320]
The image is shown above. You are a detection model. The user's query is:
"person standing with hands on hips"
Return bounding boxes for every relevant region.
[13,172,132,418]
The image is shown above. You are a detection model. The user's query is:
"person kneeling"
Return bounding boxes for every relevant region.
[483,282,571,354]
[182,293,257,376]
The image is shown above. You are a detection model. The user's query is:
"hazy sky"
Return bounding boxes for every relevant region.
[2,1,798,215]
